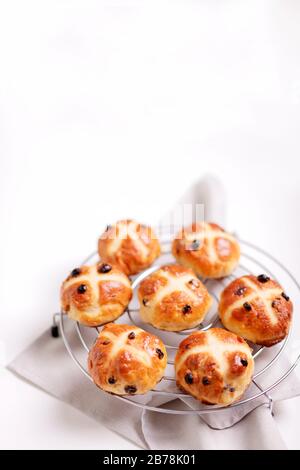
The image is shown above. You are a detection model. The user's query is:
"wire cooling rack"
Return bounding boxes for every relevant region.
[53,232,300,415]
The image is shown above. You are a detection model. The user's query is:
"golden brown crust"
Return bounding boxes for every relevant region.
[138,264,212,331]
[98,220,161,276]
[175,328,254,406]
[172,222,240,279]
[60,262,132,326]
[218,275,293,347]
[88,323,167,395]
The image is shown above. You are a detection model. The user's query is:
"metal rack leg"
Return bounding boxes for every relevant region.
[51,312,61,338]
[252,379,274,416]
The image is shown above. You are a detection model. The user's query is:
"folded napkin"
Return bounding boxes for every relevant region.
[8,175,300,449]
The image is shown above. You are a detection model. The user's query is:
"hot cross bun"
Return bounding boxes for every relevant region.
[98,219,161,276]
[172,222,240,279]
[138,264,212,331]
[219,275,293,346]
[60,262,132,326]
[88,323,167,395]
[175,328,254,406]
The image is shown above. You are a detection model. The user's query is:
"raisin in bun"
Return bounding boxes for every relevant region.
[88,323,167,395]
[219,274,293,347]
[138,264,212,332]
[172,222,240,279]
[175,328,254,406]
[61,262,132,326]
[98,219,161,276]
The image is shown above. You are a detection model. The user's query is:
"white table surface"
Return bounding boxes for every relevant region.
[1,0,300,449]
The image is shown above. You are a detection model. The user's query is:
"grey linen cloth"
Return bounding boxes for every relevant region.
[8,175,300,449]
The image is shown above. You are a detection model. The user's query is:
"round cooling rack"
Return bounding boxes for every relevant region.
[54,236,300,415]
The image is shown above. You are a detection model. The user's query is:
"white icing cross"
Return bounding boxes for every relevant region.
[102,329,152,367]
[175,329,251,376]
[64,264,130,316]
[147,270,206,307]
[107,220,149,259]
[222,276,282,326]
[182,224,235,263]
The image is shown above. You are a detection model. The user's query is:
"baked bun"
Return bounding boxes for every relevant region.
[98,219,161,276]
[88,323,167,395]
[138,264,212,331]
[172,222,240,279]
[219,274,293,347]
[175,328,254,406]
[61,262,132,326]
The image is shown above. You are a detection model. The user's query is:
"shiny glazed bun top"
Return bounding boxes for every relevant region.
[172,222,240,279]
[175,328,254,406]
[98,219,161,276]
[138,264,212,331]
[88,323,167,395]
[219,274,293,347]
[61,262,132,326]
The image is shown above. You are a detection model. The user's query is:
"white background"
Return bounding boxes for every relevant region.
[1,0,300,449]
